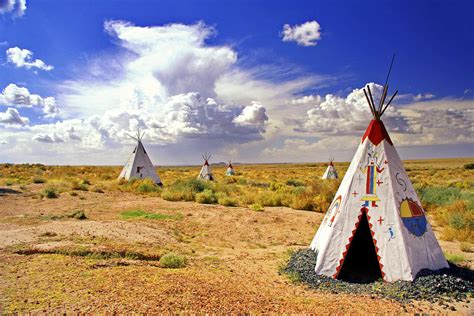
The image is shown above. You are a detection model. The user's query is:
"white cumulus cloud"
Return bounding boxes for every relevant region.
[0,107,29,126]
[0,0,26,17]
[233,101,268,125]
[281,21,322,47]
[0,83,59,117]
[6,47,53,71]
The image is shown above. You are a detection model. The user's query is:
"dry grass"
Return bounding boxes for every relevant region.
[0,158,472,242]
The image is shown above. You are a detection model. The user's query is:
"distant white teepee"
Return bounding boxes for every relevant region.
[226,160,235,176]
[118,131,162,185]
[322,158,338,179]
[198,153,214,181]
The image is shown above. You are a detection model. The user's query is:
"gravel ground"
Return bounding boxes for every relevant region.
[284,249,473,306]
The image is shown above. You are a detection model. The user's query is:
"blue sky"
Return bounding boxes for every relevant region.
[0,0,473,164]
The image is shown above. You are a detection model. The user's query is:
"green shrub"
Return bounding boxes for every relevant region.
[71,180,89,191]
[285,179,305,187]
[218,196,237,207]
[251,203,264,212]
[136,179,160,193]
[195,189,217,204]
[32,176,46,184]
[81,179,91,185]
[417,185,463,206]
[41,187,59,199]
[159,253,186,268]
[70,191,78,196]
[464,163,474,170]
[69,210,87,220]
[5,179,13,186]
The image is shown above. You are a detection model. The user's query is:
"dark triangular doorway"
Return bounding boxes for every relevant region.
[337,211,382,283]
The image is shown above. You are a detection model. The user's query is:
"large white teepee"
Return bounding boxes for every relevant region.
[198,154,214,181]
[226,160,235,176]
[322,158,338,179]
[310,68,448,282]
[118,132,162,186]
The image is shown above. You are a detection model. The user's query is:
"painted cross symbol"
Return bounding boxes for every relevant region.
[356,174,364,185]
[377,179,383,186]
[384,159,388,164]
[352,190,358,197]
[378,216,384,225]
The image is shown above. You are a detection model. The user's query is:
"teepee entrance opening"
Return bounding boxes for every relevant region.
[337,211,382,283]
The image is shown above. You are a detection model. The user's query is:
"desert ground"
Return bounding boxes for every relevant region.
[0,158,472,313]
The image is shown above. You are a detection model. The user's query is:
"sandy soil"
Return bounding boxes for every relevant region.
[0,186,472,314]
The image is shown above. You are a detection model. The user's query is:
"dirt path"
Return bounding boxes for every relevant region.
[0,187,471,313]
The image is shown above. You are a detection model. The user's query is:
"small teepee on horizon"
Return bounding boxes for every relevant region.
[198,153,214,181]
[118,131,162,186]
[310,56,448,282]
[226,160,235,176]
[322,158,338,179]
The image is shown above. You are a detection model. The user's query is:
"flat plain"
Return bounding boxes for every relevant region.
[0,158,472,313]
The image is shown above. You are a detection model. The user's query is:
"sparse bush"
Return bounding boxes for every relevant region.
[41,187,59,199]
[251,203,264,212]
[218,196,237,207]
[40,231,58,237]
[71,180,89,191]
[464,163,474,170]
[32,176,46,184]
[195,189,217,204]
[5,179,13,186]
[69,210,87,220]
[460,242,472,253]
[70,191,78,196]
[136,179,160,193]
[92,185,104,193]
[285,179,305,187]
[417,185,464,206]
[159,253,186,268]
[434,201,473,242]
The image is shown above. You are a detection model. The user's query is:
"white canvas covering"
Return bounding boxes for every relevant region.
[310,82,448,282]
[118,138,162,185]
[322,160,338,179]
[226,161,235,176]
[198,154,214,180]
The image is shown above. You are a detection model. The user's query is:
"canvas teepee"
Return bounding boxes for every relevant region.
[322,158,338,179]
[118,131,162,186]
[226,160,235,176]
[310,59,448,282]
[198,153,214,181]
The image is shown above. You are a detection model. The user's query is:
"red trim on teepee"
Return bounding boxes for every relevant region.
[361,119,393,146]
[333,207,386,281]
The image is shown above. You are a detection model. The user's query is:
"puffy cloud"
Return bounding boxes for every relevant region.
[295,83,414,135]
[233,101,268,125]
[413,93,435,101]
[103,20,236,98]
[395,99,474,146]
[0,0,26,17]
[0,107,29,126]
[50,20,304,151]
[281,21,322,47]
[291,94,322,105]
[0,84,59,117]
[6,47,53,71]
